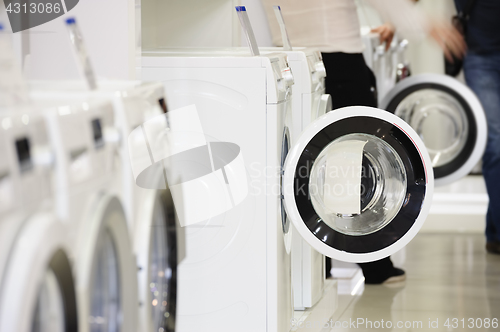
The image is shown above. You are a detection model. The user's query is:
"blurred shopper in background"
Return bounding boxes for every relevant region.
[263,0,465,284]
[454,0,500,254]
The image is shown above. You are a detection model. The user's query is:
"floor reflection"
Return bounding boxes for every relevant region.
[328,233,500,331]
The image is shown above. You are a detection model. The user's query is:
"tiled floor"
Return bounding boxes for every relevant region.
[326,233,500,331]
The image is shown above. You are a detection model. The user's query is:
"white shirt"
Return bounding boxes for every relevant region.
[261,0,429,53]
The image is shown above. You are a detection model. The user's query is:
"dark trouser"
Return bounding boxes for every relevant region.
[321,52,394,281]
[463,52,500,244]
[322,52,378,109]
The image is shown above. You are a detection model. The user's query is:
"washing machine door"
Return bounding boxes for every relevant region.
[135,188,180,332]
[0,214,78,332]
[79,196,138,332]
[282,106,434,263]
[381,74,487,186]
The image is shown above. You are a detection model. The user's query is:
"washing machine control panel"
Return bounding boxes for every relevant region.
[37,99,116,188]
[0,112,52,214]
[267,53,294,102]
[308,51,326,86]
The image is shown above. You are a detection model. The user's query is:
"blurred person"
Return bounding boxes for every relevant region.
[262,0,465,284]
[454,0,500,254]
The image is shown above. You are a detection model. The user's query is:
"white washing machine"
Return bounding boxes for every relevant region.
[142,50,434,331]
[279,48,330,311]
[142,50,295,332]
[143,46,330,310]
[29,80,186,332]
[27,96,138,332]
[259,47,330,310]
[0,110,78,332]
[381,74,487,186]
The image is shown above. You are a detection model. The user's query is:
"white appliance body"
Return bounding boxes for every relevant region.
[196,46,330,310]
[141,48,328,310]
[27,96,138,332]
[281,49,329,310]
[261,48,329,310]
[142,51,295,332]
[0,111,78,332]
[29,80,186,332]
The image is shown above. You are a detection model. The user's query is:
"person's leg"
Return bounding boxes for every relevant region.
[322,52,378,109]
[357,258,405,284]
[321,52,403,282]
[464,52,500,252]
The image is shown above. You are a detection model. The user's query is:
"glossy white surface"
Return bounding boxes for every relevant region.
[142,49,294,332]
[0,111,74,332]
[144,47,327,311]
[29,96,138,332]
[28,81,185,332]
[291,280,338,332]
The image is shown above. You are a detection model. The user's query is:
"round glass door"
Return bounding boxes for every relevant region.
[283,106,433,263]
[90,229,121,332]
[31,249,78,332]
[309,133,407,236]
[32,269,65,332]
[149,195,177,332]
[381,74,487,186]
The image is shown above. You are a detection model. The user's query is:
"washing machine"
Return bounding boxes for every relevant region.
[381,74,487,186]
[143,46,330,310]
[0,109,78,332]
[26,96,138,332]
[259,47,330,310]
[257,47,330,311]
[29,80,186,332]
[142,50,295,332]
[142,49,434,331]
[277,48,330,311]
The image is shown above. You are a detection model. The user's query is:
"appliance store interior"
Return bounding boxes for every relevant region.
[0,0,499,331]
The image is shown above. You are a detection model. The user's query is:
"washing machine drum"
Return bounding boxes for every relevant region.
[381,74,487,186]
[282,106,434,263]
